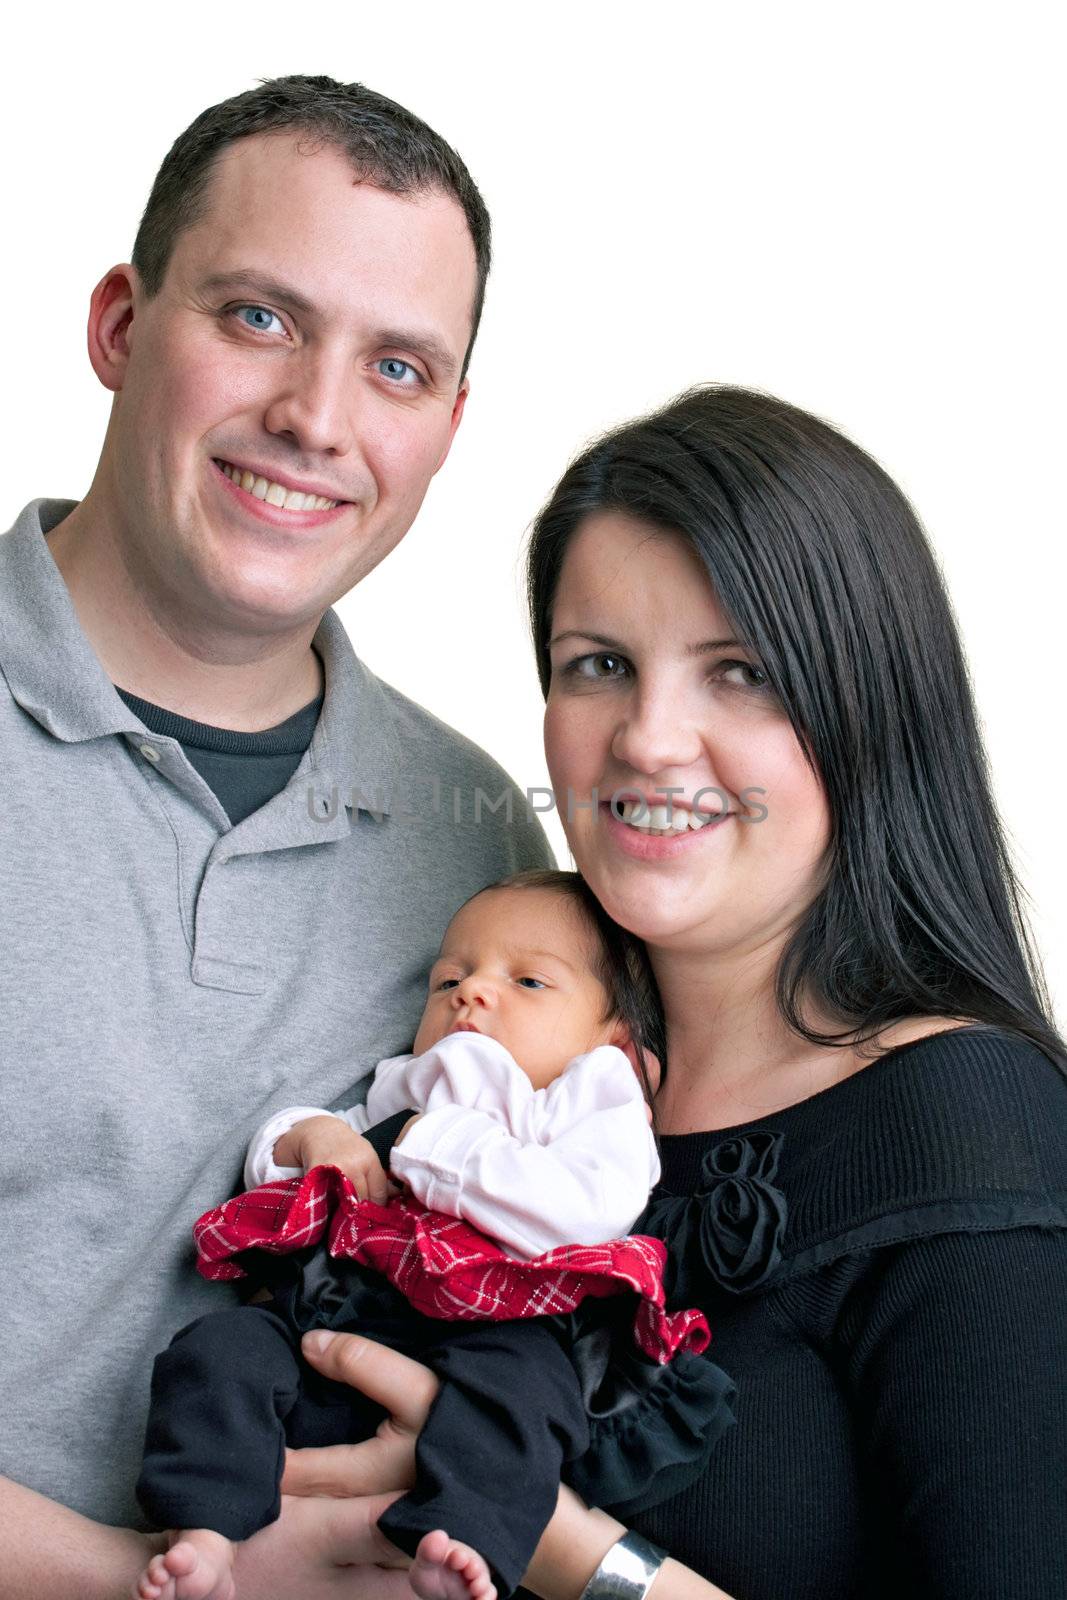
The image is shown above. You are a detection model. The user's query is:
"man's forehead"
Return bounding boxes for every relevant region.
[186,131,470,255]
[165,133,477,362]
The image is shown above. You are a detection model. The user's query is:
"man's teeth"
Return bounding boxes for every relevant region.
[618,800,726,835]
[217,461,338,511]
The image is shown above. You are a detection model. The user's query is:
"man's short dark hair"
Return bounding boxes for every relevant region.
[131,74,491,377]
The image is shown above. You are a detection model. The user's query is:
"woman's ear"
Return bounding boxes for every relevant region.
[86,263,139,393]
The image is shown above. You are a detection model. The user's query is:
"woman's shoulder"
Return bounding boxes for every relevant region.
[652,1023,1067,1294]
[781,1023,1067,1267]
[859,1020,1067,1135]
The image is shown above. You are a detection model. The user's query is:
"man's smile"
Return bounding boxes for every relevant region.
[210,457,352,530]
[213,457,345,511]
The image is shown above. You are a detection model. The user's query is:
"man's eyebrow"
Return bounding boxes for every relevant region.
[198,273,460,381]
[199,270,316,317]
[375,327,459,382]
[549,629,743,655]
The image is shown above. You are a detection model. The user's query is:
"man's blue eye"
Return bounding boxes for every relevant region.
[236,305,283,333]
[378,358,419,385]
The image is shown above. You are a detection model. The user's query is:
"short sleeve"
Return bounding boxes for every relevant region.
[835,1225,1067,1599]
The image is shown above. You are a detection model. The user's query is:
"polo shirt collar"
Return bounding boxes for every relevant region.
[0,499,406,830]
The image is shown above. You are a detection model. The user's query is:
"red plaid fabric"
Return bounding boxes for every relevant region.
[194,1166,710,1365]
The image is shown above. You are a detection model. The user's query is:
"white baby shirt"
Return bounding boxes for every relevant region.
[245,1032,660,1259]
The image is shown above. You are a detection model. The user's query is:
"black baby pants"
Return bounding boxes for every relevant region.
[137,1297,589,1596]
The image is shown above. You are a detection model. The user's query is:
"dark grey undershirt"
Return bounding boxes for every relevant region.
[116,688,323,825]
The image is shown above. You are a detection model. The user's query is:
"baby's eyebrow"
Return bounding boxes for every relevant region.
[503,947,578,975]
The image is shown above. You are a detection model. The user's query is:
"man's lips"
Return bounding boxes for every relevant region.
[211,458,350,528]
[213,456,349,504]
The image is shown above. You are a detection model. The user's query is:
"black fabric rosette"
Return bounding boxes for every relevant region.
[640,1130,788,1304]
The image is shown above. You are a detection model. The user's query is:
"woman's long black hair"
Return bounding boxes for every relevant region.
[526,385,1065,1074]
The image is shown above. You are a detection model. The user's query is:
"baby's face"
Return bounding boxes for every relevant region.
[412,886,623,1089]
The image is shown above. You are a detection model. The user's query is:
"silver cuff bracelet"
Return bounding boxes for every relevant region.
[578,1531,668,1600]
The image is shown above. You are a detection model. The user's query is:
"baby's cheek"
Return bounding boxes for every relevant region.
[412,1003,441,1055]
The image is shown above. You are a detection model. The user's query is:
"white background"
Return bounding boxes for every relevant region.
[4,1,1063,1022]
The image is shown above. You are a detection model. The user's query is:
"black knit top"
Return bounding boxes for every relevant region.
[631,1026,1067,1600]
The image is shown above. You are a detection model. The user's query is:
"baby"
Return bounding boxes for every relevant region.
[134,870,678,1600]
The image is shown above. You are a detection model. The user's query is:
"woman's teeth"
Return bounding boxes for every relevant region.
[617,800,726,836]
[216,460,338,511]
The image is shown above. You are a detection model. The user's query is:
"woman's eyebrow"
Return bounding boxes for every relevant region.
[549,629,742,653]
[684,638,744,656]
[549,629,624,649]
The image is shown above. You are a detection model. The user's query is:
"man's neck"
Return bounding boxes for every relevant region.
[45,495,324,732]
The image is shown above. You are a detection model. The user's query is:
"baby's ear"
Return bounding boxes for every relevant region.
[610,1025,662,1097]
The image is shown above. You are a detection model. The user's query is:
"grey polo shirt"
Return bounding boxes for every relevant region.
[0,499,554,1527]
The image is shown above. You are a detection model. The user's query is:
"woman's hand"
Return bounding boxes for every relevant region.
[231,1491,413,1599]
[282,1330,439,1496]
[225,1333,436,1599]
[281,1330,735,1600]
[280,1335,632,1600]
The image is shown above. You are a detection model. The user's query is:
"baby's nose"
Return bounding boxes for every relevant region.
[454,973,494,1006]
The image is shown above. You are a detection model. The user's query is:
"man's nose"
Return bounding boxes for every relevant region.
[263,347,356,457]
[610,682,704,775]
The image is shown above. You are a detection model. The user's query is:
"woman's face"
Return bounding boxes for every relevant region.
[543,512,832,958]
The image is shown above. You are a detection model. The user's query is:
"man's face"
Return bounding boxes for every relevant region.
[106,133,476,638]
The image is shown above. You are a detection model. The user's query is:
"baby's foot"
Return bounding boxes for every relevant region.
[410,1528,497,1600]
[134,1528,236,1600]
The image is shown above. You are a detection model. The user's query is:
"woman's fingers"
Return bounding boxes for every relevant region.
[318,1491,412,1567]
[284,1335,440,1499]
[281,1432,417,1497]
[300,1331,440,1431]
[233,1491,413,1596]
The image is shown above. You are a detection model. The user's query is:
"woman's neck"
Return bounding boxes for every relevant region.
[650,941,863,1133]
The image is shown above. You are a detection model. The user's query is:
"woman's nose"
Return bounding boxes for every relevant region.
[610,685,704,776]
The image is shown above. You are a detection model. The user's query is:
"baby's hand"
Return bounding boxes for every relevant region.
[275,1115,392,1203]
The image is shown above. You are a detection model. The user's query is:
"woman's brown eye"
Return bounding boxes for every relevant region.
[722,660,769,689]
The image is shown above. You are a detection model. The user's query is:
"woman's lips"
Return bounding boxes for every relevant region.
[600,801,733,860]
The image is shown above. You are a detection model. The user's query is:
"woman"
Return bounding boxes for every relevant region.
[275,386,1067,1600]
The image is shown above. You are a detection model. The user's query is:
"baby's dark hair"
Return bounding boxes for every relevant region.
[476,868,666,1109]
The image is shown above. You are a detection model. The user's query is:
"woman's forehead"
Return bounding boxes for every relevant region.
[552,512,728,638]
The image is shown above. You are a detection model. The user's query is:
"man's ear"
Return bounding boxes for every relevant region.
[432,378,469,475]
[86,264,140,393]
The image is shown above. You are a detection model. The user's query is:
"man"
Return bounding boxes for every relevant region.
[0,75,552,1595]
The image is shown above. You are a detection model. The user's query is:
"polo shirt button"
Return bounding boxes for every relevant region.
[139,744,161,763]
